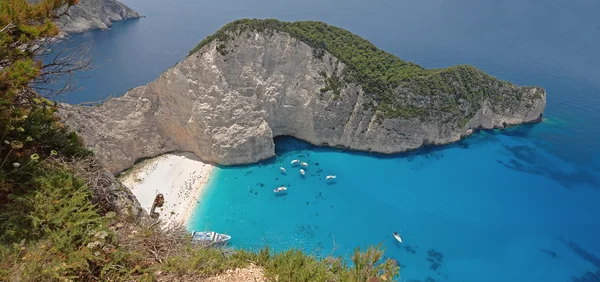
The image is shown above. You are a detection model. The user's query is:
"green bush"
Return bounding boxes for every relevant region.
[320,72,344,99]
[246,244,399,281]
[161,245,255,277]
[158,243,400,281]
[0,164,150,281]
[0,99,91,202]
[257,247,336,281]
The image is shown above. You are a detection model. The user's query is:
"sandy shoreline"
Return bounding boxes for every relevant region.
[119,152,214,227]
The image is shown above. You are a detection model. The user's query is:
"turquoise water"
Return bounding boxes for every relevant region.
[45,0,600,280]
[190,128,599,281]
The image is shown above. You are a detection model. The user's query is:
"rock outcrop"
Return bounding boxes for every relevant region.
[59,21,546,174]
[71,158,145,219]
[56,0,140,34]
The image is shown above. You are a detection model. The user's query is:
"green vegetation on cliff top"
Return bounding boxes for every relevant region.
[190,19,542,120]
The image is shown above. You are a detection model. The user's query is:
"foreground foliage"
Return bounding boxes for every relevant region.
[0,164,151,281]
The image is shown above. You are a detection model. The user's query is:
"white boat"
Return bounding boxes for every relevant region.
[326,175,337,180]
[191,231,231,245]
[300,169,305,175]
[393,232,402,243]
[300,162,309,167]
[280,167,286,173]
[291,160,300,165]
[274,186,288,193]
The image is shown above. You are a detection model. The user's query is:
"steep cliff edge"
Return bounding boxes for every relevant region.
[56,0,140,34]
[59,19,546,174]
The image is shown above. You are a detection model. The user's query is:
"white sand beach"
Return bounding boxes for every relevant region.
[119,153,214,227]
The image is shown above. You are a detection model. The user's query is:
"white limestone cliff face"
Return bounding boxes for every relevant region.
[59,30,546,174]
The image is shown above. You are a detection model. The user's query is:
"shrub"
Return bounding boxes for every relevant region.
[0,164,149,281]
[249,244,399,281]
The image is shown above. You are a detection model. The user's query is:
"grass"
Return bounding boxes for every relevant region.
[161,244,399,282]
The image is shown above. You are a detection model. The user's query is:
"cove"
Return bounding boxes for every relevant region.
[189,124,600,281]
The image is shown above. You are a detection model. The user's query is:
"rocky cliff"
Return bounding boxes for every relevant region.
[56,0,140,34]
[59,20,546,174]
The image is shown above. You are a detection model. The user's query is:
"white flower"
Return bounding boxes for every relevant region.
[86,241,103,249]
[94,231,108,240]
[3,140,9,145]
[12,163,20,168]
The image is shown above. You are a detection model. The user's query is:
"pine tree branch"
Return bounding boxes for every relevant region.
[0,21,15,33]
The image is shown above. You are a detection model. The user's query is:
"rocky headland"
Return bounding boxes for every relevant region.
[28,0,140,34]
[59,19,546,174]
[58,0,140,33]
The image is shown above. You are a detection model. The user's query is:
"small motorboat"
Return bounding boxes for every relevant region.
[291,160,300,165]
[393,232,402,243]
[326,175,337,180]
[300,162,309,167]
[280,167,286,173]
[300,169,305,175]
[191,231,231,245]
[274,186,288,193]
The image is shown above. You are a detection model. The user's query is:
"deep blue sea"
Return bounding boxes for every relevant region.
[49,0,600,281]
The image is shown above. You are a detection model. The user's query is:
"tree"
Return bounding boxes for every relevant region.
[1,0,92,103]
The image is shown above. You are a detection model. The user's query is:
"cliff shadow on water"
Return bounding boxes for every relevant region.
[271,126,525,162]
[271,122,598,190]
[216,127,532,171]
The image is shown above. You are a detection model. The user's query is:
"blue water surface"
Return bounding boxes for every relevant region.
[191,130,599,281]
[47,0,600,281]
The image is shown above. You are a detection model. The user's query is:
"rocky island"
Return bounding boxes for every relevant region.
[59,19,546,174]
[28,0,140,34]
[57,0,140,33]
